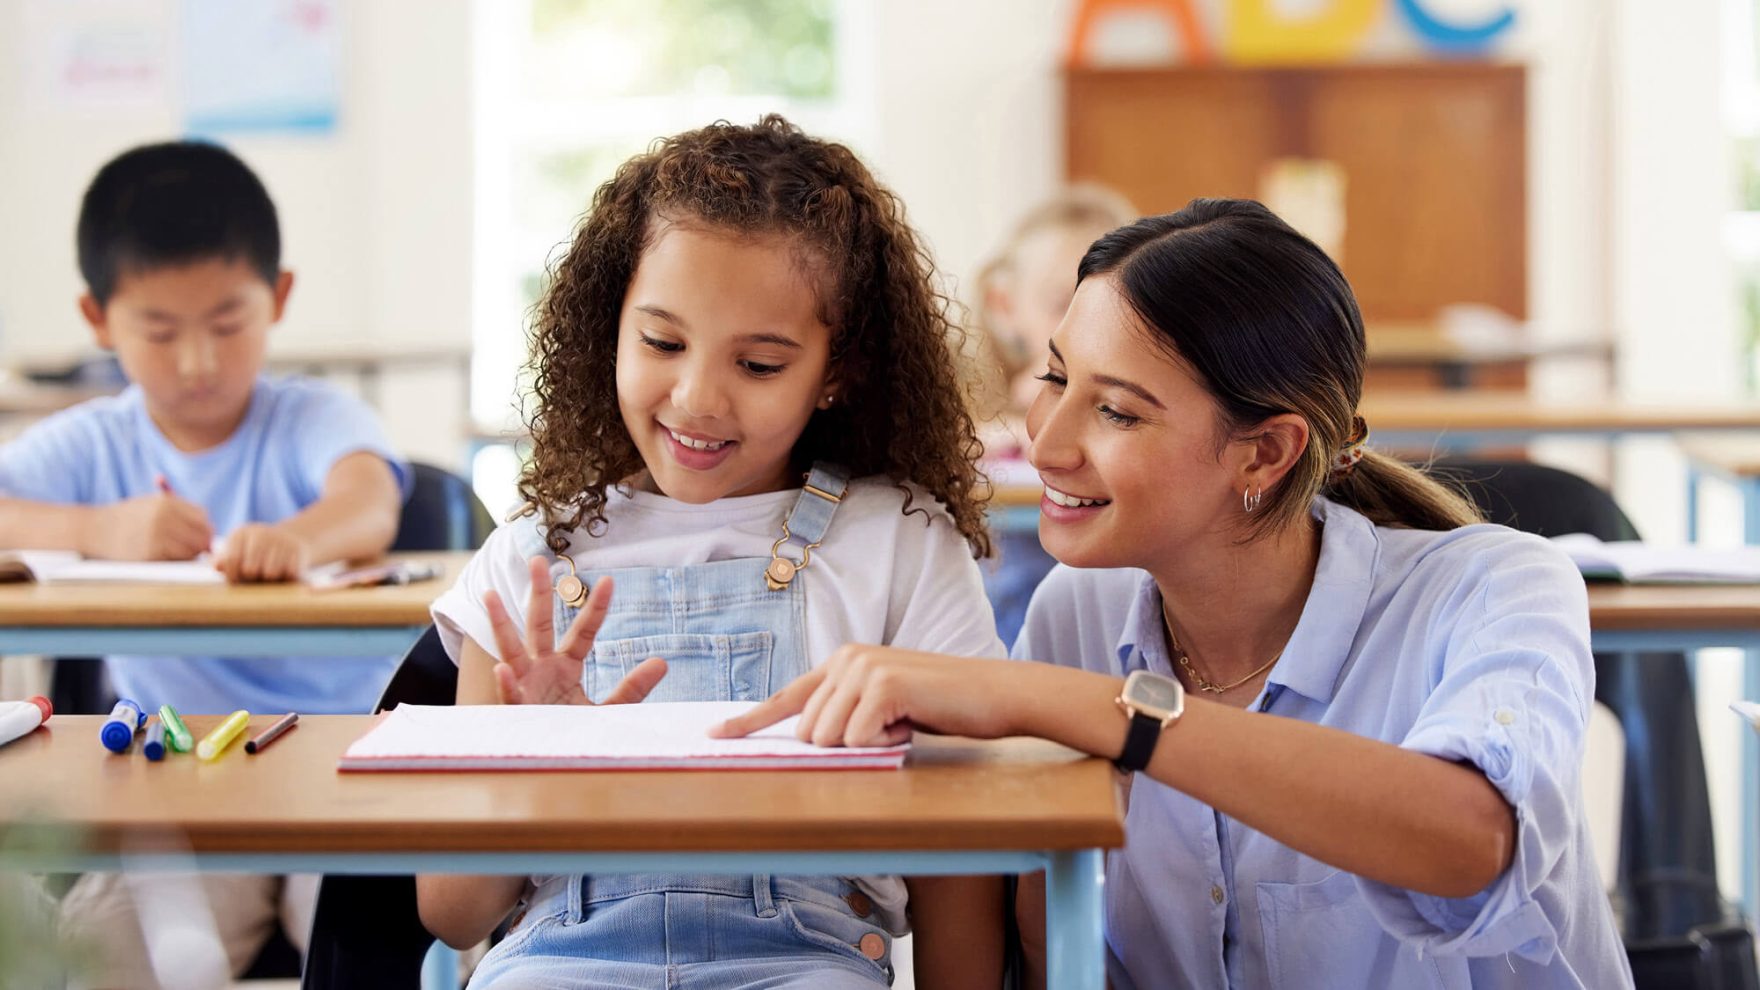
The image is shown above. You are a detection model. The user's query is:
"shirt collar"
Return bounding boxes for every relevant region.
[1112,498,1380,705]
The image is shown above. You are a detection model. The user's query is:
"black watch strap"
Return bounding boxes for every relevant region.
[1114,710,1162,773]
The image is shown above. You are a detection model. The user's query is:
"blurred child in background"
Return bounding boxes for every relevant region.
[972,184,1134,646]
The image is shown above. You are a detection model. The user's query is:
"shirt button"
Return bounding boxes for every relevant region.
[1210,884,1225,905]
[1495,709,1515,726]
[859,933,886,960]
[845,891,874,918]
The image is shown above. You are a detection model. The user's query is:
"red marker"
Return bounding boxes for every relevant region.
[0,696,50,749]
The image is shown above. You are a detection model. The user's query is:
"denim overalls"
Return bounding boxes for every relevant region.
[467,464,895,990]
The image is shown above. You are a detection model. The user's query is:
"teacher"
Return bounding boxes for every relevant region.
[718,199,1634,988]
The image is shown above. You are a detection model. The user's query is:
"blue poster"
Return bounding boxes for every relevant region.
[183,0,341,136]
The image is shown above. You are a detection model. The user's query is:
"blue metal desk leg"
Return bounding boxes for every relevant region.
[1044,848,1105,990]
[1744,477,1760,920]
[1687,466,1703,542]
[422,942,460,990]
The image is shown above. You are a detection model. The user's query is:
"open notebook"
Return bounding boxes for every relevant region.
[1551,534,1760,584]
[0,550,224,585]
[338,702,911,772]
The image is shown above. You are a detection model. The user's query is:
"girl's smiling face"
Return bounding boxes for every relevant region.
[615,222,835,502]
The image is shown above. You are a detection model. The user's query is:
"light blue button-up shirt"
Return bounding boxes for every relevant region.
[1014,498,1632,989]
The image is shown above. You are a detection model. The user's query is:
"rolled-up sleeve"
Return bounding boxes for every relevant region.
[1356,538,1593,963]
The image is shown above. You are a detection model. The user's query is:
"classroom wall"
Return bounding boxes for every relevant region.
[0,0,474,467]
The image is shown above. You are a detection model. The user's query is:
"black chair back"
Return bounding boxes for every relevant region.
[392,462,495,553]
[301,626,458,989]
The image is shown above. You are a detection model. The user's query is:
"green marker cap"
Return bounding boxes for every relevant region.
[158,704,193,753]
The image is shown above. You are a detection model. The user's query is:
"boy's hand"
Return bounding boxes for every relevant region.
[90,491,214,561]
[486,558,668,706]
[214,524,311,583]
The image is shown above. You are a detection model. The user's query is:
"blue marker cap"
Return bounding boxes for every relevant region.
[143,719,166,761]
[100,698,145,753]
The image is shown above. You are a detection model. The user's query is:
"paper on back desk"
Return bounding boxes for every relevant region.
[338,701,910,771]
[0,550,225,585]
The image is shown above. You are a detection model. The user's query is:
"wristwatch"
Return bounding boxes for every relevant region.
[1114,670,1185,773]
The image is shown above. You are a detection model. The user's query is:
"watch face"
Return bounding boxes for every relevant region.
[1127,671,1182,715]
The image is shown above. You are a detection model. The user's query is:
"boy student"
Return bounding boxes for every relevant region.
[0,140,409,982]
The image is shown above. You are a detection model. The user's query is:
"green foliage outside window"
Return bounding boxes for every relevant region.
[529,0,837,101]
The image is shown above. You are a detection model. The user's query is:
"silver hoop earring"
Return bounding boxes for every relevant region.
[1243,485,1263,513]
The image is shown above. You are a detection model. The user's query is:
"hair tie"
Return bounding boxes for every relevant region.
[1331,415,1369,482]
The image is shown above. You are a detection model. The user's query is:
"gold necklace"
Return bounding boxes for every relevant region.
[1162,604,1282,694]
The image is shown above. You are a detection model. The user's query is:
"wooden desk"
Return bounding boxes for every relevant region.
[0,715,1122,989]
[1677,435,1760,547]
[1363,393,1760,449]
[0,380,110,416]
[0,551,470,657]
[981,400,1760,522]
[1364,324,1611,391]
[1588,582,1760,652]
[1584,580,1760,917]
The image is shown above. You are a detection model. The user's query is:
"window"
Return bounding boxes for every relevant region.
[470,0,866,510]
[1725,0,1760,392]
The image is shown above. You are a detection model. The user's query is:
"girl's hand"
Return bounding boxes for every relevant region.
[709,645,1023,746]
[484,557,668,706]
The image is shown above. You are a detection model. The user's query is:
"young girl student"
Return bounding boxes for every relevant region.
[419,116,1006,988]
[720,199,1635,988]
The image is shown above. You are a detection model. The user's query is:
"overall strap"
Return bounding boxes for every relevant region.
[782,462,851,546]
[763,462,850,591]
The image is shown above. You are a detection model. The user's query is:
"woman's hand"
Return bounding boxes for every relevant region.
[484,557,668,706]
[710,645,1027,746]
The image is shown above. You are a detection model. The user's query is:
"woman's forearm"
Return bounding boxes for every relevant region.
[1008,664,1515,898]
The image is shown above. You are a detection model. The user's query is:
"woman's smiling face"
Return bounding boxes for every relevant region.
[1026,274,1245,570]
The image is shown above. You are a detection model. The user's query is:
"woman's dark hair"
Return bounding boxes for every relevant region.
[516,115,990,556]
[1077,198,1481,535]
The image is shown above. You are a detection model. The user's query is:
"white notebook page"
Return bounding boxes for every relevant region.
[340,701,909,771]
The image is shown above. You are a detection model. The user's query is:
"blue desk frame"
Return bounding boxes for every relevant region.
[1592,620,1760,924]
[0,626,428,658]
[2,832,1108,989]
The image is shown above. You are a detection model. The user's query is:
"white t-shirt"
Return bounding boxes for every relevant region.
[430,475,1006,934]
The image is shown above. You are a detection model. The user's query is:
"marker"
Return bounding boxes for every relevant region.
[0,696,51,749]
[158,704,193,753]
[195,710,250,761]
[143,719,166,761]
[244,712,299,754]
[100,698,146,753]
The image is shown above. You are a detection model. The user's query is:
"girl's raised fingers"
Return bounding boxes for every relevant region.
[557,576,614,660]
[598,656,668,705]
[483,590,531,675]
[524,557,557,654]
[492,662,524,705]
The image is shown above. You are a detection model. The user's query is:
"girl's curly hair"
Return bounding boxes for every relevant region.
[516,115,992,557]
